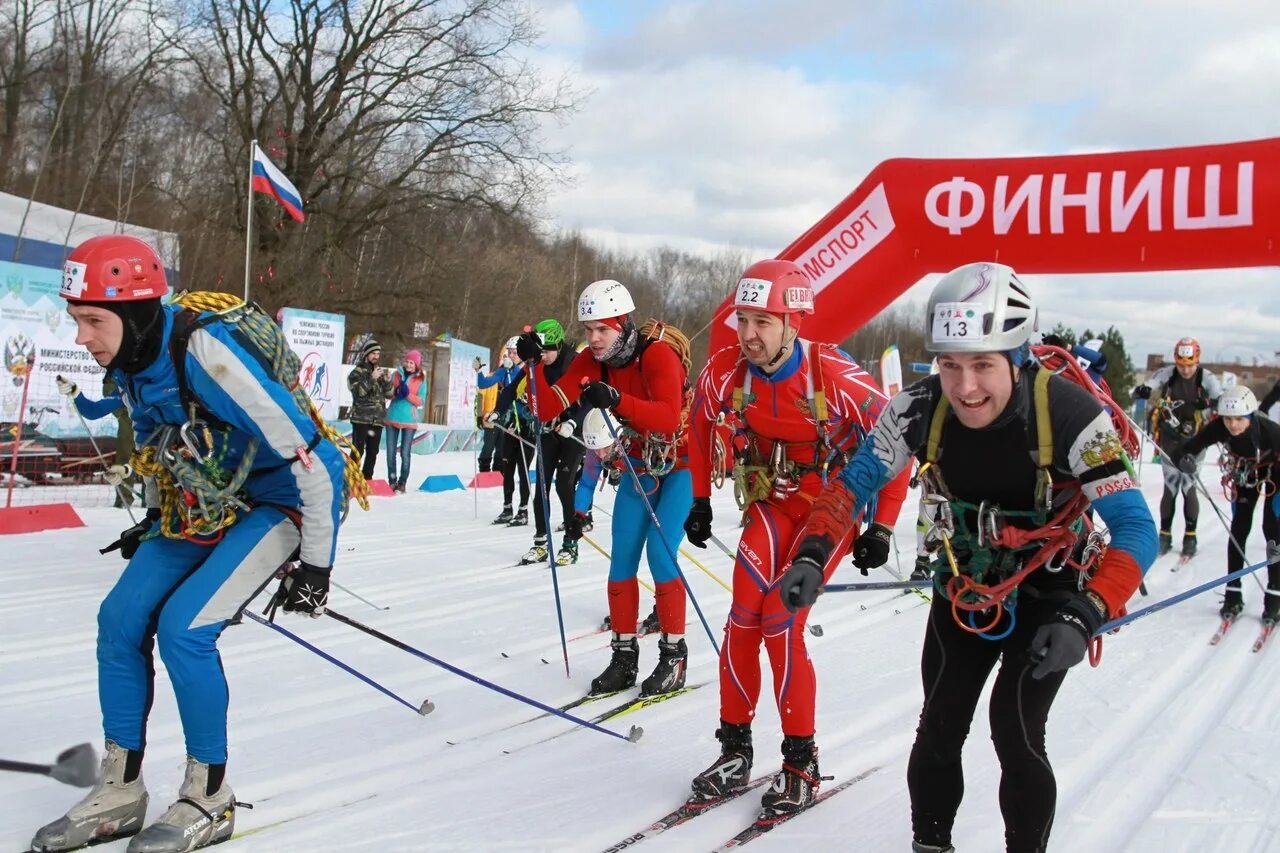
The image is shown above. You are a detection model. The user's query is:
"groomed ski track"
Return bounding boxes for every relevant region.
[2,450,1277,852]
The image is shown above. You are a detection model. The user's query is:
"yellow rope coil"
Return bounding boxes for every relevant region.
[130,292,370,540]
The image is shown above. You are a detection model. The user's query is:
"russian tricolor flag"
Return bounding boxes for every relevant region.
[251,143,305,222]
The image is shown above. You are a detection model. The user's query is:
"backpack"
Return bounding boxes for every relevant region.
[166,291,370,510]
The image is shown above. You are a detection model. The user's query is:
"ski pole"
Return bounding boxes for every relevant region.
[1096,553,1279,634]
[599,415,721,655]
[324,609,641,744]
[594,505,731,593]
[526,363,571,678]
[66,397,137,523]
[822,579,933,593]
[245,611,433,716]
[330,579,390,611]
[0,743,99,787]
[707,533,738,562]
[580,533,656,593]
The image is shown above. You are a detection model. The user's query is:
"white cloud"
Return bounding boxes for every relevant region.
[527,1,1280,365]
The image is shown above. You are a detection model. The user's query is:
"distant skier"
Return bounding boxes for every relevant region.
[1133,337,1222,559]
[1177,385,1280,625]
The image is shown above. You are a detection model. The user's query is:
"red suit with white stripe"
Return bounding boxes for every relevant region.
[690,344,909,737]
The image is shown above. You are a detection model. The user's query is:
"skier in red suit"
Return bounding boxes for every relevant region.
[682,258,909,816]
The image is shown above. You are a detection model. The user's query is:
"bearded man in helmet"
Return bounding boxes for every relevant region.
[778,262,1156,853]
[31,235,347,852]
[1177,384,1280,626]
[1132,337,1223,559]
[681,259,910,817]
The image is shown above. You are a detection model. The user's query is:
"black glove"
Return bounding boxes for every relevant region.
[851,523,893,574]
[563,512,585,541]
[1028,590,1107,680]
[581,381,621,410]
[100,508,161,560]
[267,562,331,619]
[778,535,832,613]
[683,498,713,548]
[1178,453,1198,474]
[1132,385,1152,400]
[1040,334,1067,349]
[515,332,543,363]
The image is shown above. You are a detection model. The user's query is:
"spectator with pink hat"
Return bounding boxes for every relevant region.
[385,349,427,493]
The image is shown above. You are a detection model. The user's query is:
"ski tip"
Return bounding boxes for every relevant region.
[418,699,436,716]
[627,725,644,743]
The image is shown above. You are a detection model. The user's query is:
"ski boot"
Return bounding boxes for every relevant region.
[1263,596,1280,628]
[909,555,930,583]
[507,507,529,527]
[638,605,661,636]
[640,635,688,696]
[555,540,579,566]
[759,735,827,817]
[492,505,514,525]
[1157,529,1173,556]
[912,844,956,853]
[1221,596,1244,623]
[590,634,639,695]
[31,741,148,852]
[689,722,753,803]
[126,757,237,852]
[519,537,548,565]
[1181,531,1197,559]
[580,511,594,533]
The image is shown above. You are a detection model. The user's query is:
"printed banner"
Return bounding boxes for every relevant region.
[880,344,903,397]
[446,339,489,429]
[0,259,114,437]
[711,136,1280,352]
[279,307,346,421]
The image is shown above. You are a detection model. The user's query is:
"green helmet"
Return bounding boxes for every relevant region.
[534,318,565,348]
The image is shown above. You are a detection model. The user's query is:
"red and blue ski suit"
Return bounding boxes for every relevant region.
[527,338,690,636]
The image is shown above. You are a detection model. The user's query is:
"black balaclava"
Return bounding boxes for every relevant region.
[88,299,165,374]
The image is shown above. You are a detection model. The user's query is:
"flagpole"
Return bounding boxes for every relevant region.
[244,139,256,302]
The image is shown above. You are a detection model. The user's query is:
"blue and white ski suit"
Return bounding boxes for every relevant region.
[97,306,346,764]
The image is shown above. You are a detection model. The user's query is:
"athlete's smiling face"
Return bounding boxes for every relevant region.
[937,351,1015,429]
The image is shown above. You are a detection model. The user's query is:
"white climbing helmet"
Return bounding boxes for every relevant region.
[1218,385,1259,417]
[581,408,620,450]
[578,279,636,322]
[925,262,1038,363]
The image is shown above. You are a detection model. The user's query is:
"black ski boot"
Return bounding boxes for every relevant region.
[639,605,661,636]
[912,843,956,853]
[507,507,529,527]
[909,555,930,583]
[492,505,513,525]
[689,722,753,803]
[590,635,639,695]
[1181,531,1197,559]
[640,635,687,696]
[1263,595,1280,627]
[1221,594,1244,623]
[759,735,827,816]
[1158,529,1173,556]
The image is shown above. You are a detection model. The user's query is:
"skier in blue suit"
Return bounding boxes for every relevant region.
[31,234,347,853]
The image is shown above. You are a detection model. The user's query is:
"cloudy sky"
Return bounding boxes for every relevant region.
[524,0,1280,365]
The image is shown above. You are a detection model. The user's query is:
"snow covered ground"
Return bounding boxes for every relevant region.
[3,444,1279,852]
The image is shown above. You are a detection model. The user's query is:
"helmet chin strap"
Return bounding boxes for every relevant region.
[763,317,798,370]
